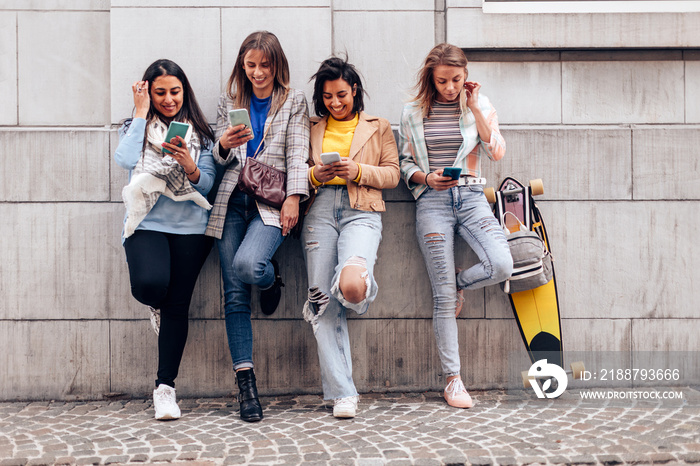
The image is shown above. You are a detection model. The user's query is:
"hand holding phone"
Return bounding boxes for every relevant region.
[320,151,341,165]
[162,121,190,154]
[229,109,254,139]
[442,167,462,180]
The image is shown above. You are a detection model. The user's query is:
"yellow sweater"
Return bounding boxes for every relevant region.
[313,114,360,186]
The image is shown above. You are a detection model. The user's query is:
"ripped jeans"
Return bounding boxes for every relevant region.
[415,185,512,378]
[301,186,382,400]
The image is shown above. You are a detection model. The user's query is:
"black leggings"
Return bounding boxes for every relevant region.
[124,230,213,388]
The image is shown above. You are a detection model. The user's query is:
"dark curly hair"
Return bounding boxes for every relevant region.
[310,56,366,118]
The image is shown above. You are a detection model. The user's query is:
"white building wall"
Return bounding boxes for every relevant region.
[0,0,698,400]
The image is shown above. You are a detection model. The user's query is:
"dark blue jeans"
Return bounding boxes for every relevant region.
[217,189,284,371]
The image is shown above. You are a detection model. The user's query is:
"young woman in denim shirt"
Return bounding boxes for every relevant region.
[114,59,216,420]
[302,57,399,418]
[205,31,310,422]
[398,44,513,409]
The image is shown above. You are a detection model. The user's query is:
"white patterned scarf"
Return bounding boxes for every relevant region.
[122,119,212,238]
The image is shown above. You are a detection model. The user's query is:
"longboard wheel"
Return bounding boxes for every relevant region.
[530,179,544,196]
[521,370,530,388]
[570,361,585,380]
[484,187,496,204]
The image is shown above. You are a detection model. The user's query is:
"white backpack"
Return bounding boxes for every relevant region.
[500,212,552,294]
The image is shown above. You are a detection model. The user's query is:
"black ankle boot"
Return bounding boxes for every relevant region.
[236,369,263,422]
[260,259,284,316]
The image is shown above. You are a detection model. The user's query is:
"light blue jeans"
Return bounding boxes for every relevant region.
[415,185,512,378]
[217,189,284,371]
[301,186,382,400]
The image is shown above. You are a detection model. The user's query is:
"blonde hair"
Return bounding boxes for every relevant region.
[225,31,290,114]
[412,43,469,118]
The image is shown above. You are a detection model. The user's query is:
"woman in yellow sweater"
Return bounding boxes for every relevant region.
[302,56,400,418]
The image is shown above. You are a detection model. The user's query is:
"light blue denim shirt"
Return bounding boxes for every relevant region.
[114,117,216,242]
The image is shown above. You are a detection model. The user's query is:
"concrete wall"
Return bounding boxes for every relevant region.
[1,1,699,400]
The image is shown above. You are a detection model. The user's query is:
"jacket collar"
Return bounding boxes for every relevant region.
[310,111,378,161]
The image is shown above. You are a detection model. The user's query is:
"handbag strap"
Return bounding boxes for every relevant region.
[252,122,272,159]
[251,89,288,159]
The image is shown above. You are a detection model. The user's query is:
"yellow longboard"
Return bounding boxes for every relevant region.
[485,177,584,387]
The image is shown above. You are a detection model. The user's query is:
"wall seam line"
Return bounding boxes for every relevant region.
[330,0,335,55]
[15,11,19,125]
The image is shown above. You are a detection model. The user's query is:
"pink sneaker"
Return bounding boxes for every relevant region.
[444,377,473,408]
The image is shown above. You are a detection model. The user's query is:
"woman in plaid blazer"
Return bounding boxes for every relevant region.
[205,31,310,422]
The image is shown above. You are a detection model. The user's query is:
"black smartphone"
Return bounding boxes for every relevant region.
[442,167,462,180]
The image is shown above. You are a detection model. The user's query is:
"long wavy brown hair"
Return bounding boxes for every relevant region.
[225,31,290,115]
[412,43,469,118]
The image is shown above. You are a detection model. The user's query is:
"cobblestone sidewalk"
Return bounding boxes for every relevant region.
[1,388,699,465]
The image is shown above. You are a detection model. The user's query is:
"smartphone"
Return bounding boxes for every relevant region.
[162,121,191,154]
[320,151,341,165]
[229,108,254,139]
[442,167,462,180]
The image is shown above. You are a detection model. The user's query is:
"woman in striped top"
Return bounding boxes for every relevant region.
[398,43,513,409]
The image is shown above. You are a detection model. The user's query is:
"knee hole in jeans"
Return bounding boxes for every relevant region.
[338,256,369,304]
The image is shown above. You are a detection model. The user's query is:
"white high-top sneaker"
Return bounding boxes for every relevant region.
[153,384,181,420]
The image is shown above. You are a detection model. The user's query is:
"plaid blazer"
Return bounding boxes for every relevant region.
[205,89,311,239]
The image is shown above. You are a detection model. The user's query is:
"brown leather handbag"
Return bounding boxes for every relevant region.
[235,111,287,210]
[237,156,286,209]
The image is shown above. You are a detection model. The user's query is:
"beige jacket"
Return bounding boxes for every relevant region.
[309,112,400,212]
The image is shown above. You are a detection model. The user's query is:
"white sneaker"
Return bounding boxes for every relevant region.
[153,384,180,420]
[333,395,359,418]
[148,306,160,335]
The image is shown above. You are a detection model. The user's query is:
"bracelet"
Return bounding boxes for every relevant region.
[424,172,430,187]
[353,163,362,183]
[185,166,198,176]
[310,165,323,187]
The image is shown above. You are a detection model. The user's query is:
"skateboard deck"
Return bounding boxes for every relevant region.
[492,177,564,369]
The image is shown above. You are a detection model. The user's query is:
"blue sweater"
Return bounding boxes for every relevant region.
[114,118,216,241]
[246,94,271,157]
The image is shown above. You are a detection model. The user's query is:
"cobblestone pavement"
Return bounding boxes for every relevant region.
[1,388,699,465]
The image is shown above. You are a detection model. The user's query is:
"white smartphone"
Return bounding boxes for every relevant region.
[228,109,254,139]
[320,151,341,165]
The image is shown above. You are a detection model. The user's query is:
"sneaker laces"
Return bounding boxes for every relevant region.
[154,385,175,403]
[445,378,467,398]
[334,396,358,408]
